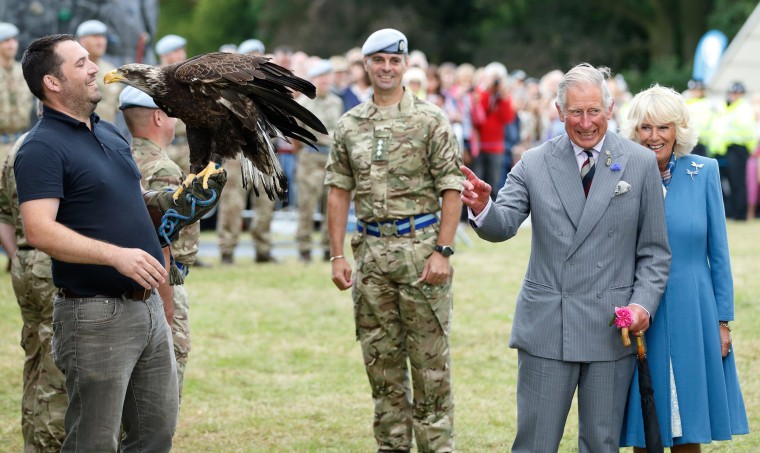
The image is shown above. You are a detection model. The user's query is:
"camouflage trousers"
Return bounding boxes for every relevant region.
[216,158,275,256]
[251,194,275,256]
[217,158,245,256]
[350,224,454,452]
[172,284,191,403]
[11,249,67,452]
[295,151,329,254]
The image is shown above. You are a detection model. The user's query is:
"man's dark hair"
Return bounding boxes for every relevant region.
[21,34,75,101]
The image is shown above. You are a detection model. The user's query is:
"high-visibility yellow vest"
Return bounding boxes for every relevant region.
[685,97,716,146]
[711,97,757,156]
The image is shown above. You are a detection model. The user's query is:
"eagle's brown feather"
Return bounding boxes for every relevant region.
[108,52,327,201]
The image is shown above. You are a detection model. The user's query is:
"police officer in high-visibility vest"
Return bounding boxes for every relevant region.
[685,79,717,157]
[711,81,758,221]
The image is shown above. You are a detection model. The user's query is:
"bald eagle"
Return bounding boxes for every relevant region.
[104,52,327,201]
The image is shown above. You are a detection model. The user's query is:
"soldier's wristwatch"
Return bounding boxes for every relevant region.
[434,245,455,257]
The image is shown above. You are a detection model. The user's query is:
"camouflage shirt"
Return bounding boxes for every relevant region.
[0,132,31,246]
[131,137,199,266]
[0,61,33,134]
[325,89,463,222]
[297,92,344,147]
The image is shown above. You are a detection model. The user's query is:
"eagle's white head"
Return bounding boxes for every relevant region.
[104,64,168,98]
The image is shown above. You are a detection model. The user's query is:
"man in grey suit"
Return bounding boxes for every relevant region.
[461,63,671,452]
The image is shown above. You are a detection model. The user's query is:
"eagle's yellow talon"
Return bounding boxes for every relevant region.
[172,173,197,200]
[196,161,223,189]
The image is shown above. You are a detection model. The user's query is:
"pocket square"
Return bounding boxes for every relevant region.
[613,181,631,196]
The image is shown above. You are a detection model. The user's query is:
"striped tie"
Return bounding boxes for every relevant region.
[581,149,595,197]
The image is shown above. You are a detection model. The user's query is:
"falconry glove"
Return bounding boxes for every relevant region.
[144,168,228,246]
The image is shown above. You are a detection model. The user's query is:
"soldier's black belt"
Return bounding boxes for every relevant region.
[358,213,438,237]
[59,288,151,301]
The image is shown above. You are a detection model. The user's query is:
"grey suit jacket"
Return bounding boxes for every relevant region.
[477,132,671,362]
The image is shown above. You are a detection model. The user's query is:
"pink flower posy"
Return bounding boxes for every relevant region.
[613,306,633,328]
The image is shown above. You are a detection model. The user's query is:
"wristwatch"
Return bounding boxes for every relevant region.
[434,245,455,257]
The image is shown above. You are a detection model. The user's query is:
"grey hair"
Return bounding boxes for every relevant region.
[555,63,613,113]
[622,84,698,158]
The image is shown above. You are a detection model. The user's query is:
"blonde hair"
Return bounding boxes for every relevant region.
[622,84,698,158]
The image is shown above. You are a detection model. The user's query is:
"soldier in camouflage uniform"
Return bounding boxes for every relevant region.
[325,29,463,453]
[76,20,121,123]
[120,86,197,401]
[294,59,343,262]
[0,126,67,452]
[0,23,33,164]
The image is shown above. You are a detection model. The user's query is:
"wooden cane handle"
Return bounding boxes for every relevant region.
[621,327,631,347]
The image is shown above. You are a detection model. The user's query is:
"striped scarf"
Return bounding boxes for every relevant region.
[660,153,676,188]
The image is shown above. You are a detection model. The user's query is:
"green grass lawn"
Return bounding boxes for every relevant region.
[1,221,758,452]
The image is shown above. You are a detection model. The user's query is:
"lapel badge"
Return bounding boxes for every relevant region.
[605,150,612,166]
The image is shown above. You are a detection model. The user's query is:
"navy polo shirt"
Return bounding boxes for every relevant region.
[15,106,164,296]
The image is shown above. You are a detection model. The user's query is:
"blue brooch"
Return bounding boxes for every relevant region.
[611,163,622,171]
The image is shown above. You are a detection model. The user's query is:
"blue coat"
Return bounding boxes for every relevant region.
[621,154,749,446]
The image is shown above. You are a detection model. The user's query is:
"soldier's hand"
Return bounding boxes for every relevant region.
[331,257,353,290]
[460,165,492,216]
[421,252,451,285]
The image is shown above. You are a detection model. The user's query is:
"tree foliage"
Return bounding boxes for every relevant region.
[157,0,757,90]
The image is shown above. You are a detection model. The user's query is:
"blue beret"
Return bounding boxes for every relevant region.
[119,86,159,110]
[76,20,107,37]
[308,59,332,78]
[238,39,265,55]
[0,22,19,42]
[361,28,408,56]
[155,34,186,56]
[219,43,237,53]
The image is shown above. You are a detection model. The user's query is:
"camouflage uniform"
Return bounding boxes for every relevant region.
[93,58,122,123]
[0,59,33,164]
[165,119,191,174]
[216,156,276,261]
[251,192,275,258]
[0,133,67,452]
[131,136,198,400]
[325,90,463,452]
[295,91,343,259]
[216,156,245,259]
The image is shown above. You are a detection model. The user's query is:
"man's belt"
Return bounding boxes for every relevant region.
[59,287,151,301]
[357,213,438,237]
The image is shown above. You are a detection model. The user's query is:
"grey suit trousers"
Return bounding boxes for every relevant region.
[512,351,636,453]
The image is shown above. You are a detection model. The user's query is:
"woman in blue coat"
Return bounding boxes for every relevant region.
[620,85,749,451]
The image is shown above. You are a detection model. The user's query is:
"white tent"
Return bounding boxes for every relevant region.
[710,2,760,94]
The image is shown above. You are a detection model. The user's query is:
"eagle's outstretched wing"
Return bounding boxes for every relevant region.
[170,53,327,200]
[105,53,328,201]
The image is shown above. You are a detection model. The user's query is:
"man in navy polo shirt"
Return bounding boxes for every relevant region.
[14,34,188,452]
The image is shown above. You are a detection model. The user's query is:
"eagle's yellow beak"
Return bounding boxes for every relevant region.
[104,69,123,85]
